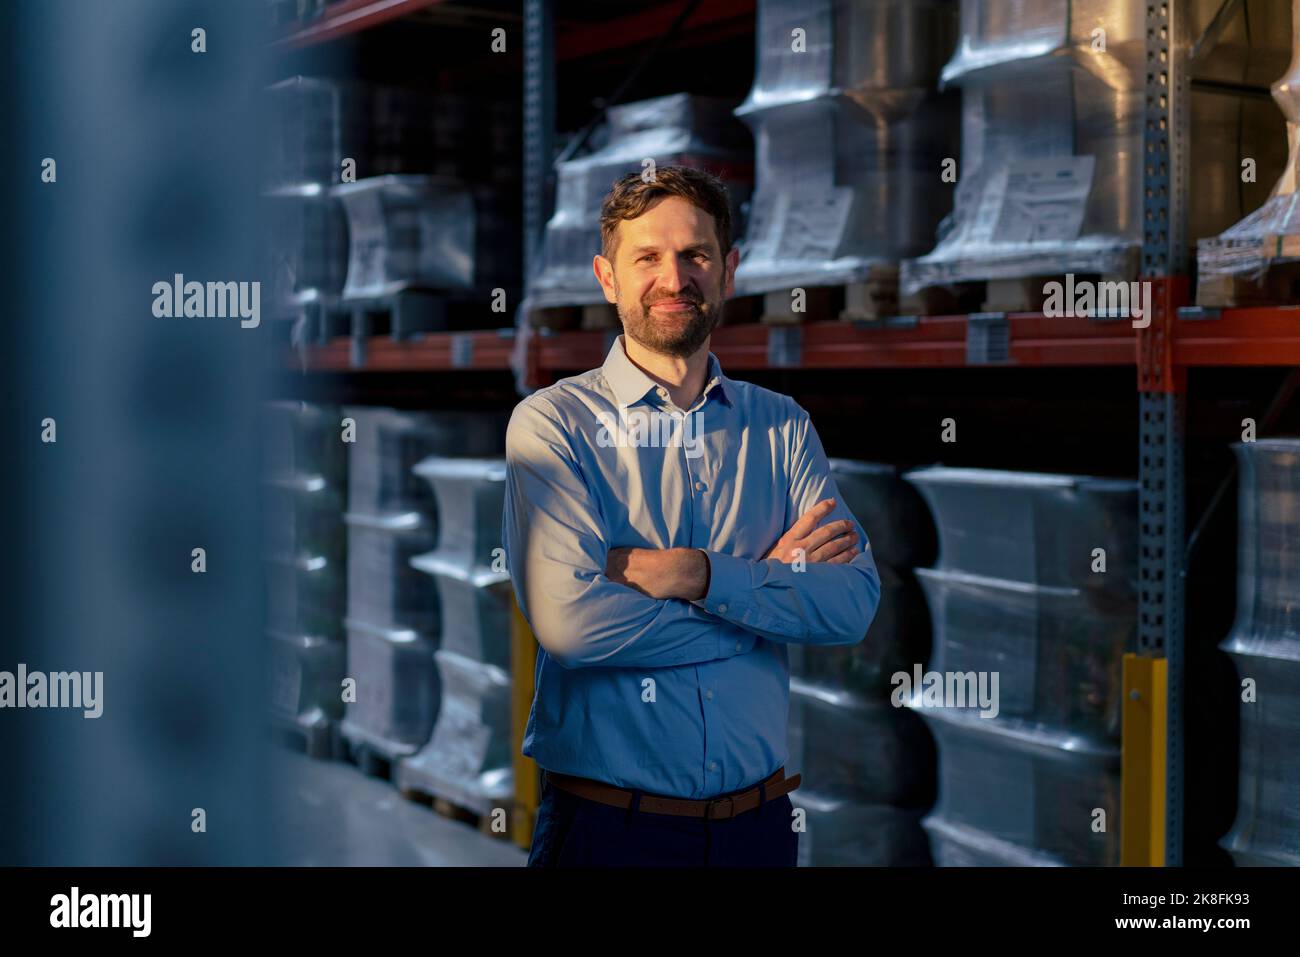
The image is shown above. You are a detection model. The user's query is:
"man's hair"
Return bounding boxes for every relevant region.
[599,165,732,262]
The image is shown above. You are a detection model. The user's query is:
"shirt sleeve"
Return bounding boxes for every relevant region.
[503,395,749,669]
[693,400,881,645]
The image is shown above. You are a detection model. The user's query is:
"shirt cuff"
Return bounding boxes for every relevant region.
[694,550,752,617]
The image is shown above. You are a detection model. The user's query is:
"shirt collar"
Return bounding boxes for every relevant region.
[602,334,732,409]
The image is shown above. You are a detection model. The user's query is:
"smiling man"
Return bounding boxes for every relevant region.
[503,166,882,867]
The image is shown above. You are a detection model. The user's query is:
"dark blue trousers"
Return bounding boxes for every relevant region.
[527,774,799,867]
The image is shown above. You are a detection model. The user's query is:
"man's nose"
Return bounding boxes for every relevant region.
[654,256,692,297]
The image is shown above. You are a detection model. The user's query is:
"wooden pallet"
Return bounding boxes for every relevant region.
[526,301,620,331]
[736,267,990,324]
[1196,261,1300,308]
[397,785,512,840]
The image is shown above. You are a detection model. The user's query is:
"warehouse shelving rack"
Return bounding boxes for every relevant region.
[278,0,1299,865]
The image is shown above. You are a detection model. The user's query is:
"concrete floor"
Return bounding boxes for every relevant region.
[268,748,527,866]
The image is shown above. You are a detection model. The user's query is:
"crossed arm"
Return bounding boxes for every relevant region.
[503,396,881,670]
[605,497,862,601]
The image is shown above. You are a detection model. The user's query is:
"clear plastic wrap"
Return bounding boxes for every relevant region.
[528,93,753,308]
[343,515,438,633]
[343,407,507,518]
[262,475,347,567]
[1197,0,1300,280]
[263,77,518,191]
[1219,640,1300,867]
[923,815,1063,866]
[332,175,477,297]
[1219,438,1300,867]
[902,0,1292,295]
[789,563,931,696]
[829,458,939,570]
[261,400,349,488]
[918,706,1121,866]
[268,630,347,733]
[396,649,514,816]
[1231,440,1300,645]
[263,76,348,192]
[408,458,511,665]
[733,0,958,293]
[264,552,347,642]
[795,798,932,866]
[905,466,1138,589]
[788,678,936,806]
[264,188,348,322]
[260,402,348,644]
[339,618,440,758]
[916,566,1135,743]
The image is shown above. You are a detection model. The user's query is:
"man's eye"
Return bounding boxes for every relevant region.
[638,255,655,263]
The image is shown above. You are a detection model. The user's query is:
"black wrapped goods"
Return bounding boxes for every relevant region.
[1219,439,1300,867]
[916,566,1135,744]
[790,563,930,697]
[918,706,1120,866]
[829,459,938,571]
[905,466,1138,590]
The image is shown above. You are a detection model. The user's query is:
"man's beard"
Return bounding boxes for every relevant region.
[615,278,725,359]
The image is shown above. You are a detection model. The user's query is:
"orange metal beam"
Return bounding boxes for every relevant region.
[272,0,447,49]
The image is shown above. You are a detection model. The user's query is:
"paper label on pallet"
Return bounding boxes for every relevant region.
[780,185,854,262]
[991,155,1096,244]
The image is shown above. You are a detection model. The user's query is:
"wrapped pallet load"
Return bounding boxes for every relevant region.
[901,0,1291,311]
[905,467,1138,865]
[399,457,514,816]
[331,174,520,342]
[262,401,350,759]
[526,93,753,325]
[1219,440,1300,867]
[733,0,958,319]
[787,460,938,865]
[1197,0,1300,306]
[338,408,507,777]
[262,77,351,346]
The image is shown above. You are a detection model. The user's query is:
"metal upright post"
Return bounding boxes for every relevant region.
[522,0,555,284]
[1136,0,1192,867]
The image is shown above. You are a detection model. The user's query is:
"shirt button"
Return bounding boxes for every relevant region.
[705,689,714,701]
[708,761,718,772]
[656,388,667,398]
[694,481,704,491]
[718,603,728,613]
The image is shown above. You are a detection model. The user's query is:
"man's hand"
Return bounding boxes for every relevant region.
[765,498,859,565]
[605,546,709,601]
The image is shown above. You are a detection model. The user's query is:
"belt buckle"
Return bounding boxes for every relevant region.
[705,795,734,820]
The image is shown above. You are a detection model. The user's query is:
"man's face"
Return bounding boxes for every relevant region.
[594,195,739,359]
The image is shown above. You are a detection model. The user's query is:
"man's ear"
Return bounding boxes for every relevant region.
[723,245,740,299]
[593,254,618,304]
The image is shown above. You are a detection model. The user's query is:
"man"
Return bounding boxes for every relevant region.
[503,166,881,867]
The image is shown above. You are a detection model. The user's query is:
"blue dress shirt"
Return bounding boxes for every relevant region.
[502,334,881,799]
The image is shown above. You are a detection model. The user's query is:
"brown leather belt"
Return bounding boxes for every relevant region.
[544,766,801,820]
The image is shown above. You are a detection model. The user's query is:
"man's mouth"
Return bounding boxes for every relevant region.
[649,299,697,312]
